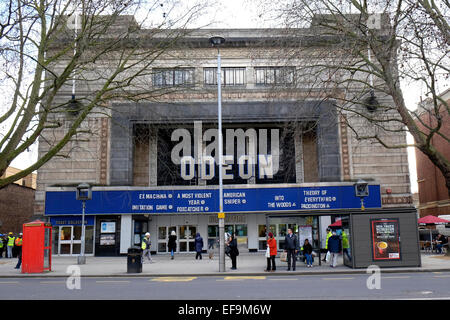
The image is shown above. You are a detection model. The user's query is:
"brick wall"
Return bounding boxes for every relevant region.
[0,184,35,234]
[414,91,450,216]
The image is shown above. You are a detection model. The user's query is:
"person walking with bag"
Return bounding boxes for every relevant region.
[194,233,204,260]
[266,232,277,272]
[303,239,313,268]
[328,231,341,268]
[227,233,239,270]
[284,228,299,271]
[168,231,177,260]
[323,228,332,262]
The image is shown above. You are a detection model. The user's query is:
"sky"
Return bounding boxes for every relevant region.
[6,0,442,194]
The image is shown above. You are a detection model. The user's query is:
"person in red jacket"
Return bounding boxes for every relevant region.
[266,232,277,272]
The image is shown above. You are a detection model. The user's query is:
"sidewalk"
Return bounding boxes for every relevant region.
[1,252,449,278]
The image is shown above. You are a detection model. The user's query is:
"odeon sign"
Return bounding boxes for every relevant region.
[171,121,280,180]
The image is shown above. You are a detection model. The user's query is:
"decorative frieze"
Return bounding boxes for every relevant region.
[99,118,109,185]
[340,115,351,181]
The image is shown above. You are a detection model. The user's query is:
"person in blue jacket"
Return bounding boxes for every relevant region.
[194,233,204,260]
[327,231,342,268]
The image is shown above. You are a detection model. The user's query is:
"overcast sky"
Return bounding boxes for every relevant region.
[7,0,431,193]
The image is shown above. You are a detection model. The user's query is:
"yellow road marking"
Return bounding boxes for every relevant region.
[383,276,411,279]
[268,278,299,281]
[39,281,65,284]
[322,277,354,280]
[217,276,266,281]
[149,277,197,282]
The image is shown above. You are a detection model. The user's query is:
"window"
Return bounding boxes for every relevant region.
[235,225,248,237]
[153,68,194,87]
[255,67,295,86]
[204,67,245,86]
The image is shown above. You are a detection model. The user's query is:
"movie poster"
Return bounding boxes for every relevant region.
[371,219,401,260]
[298,226,313,248]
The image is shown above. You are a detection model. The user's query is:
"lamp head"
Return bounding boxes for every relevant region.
[76,183,92,201]
[354,179,369,198]
[209,36,225,47]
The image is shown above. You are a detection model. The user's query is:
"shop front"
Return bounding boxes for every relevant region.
[43,182,420,267]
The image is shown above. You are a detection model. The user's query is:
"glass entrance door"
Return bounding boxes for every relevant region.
[158,226,177,253]
[179,225,196,252]
[55,225,94,256]
[60,226,72,255]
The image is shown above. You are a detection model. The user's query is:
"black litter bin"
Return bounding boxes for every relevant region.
[127,247,142,273]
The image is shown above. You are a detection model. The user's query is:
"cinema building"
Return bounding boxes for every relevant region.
[35,15,420,268]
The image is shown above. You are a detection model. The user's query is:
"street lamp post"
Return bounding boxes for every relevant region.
[76,183,92,265]
[209,36,226,272]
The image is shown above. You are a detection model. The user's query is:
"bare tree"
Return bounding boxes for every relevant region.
[254,0,450,195]
[0,0,210,188]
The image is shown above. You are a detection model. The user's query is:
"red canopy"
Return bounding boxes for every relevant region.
[418,215,449,225]
[329,219,342,227]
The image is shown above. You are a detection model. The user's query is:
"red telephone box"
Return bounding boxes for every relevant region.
[22,220,52,273]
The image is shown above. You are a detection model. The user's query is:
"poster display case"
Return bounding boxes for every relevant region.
[371,218,401,261]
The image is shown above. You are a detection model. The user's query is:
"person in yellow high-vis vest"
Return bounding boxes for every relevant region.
[341,231,351,262]
[322,228,332,262]
[0,235,4,258]
[7,232,15,259]
[141,232,152,263]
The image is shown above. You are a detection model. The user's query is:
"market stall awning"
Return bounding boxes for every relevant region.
[418,215,449,225]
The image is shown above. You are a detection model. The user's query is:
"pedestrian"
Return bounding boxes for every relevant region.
[341,230,351,261]
[227,233,239,270]
[284,228,299,271]
[435,234,448,254]
[168,230,177,260]
[7,232,15,259]
[327,231,341,268]
[141,232,152,263]
[0,235,4,258]
[194,233,204,260]
[303,239,313,268]
[15,233,23,269]
[322,228,332,262]
[266,232,277,272]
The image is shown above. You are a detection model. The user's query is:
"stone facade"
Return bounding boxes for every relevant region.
[34,18,413,216]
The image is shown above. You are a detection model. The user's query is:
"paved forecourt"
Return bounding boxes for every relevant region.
[0,253,449,278]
